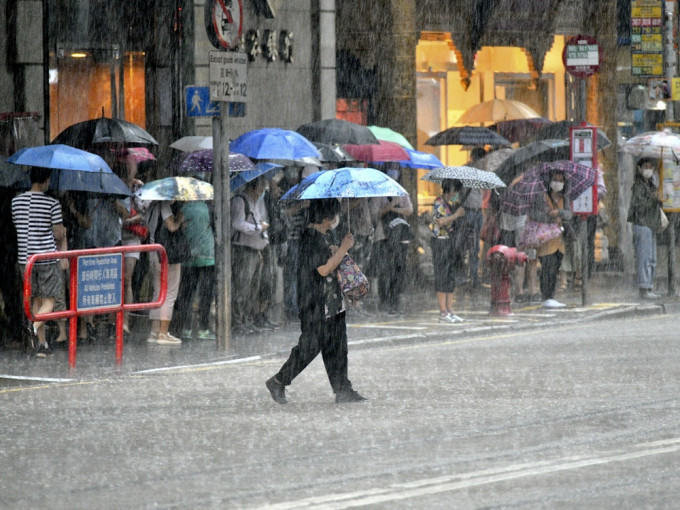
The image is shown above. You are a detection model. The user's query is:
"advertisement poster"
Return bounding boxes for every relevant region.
[661,158,680,212]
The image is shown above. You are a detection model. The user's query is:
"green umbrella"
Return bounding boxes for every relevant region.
[367,126,414,150]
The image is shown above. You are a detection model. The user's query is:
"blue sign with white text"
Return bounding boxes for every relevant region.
[77,254,123,310]
[185,86,221,117]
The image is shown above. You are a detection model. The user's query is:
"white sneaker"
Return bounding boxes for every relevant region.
[448,314,465,323]
[438,313,464,323]
[542,299,566,309]
[156,332,182,345]
[147,331,159,344]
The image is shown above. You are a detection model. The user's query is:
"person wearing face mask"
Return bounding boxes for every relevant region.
[627,158,663,300]
[529,170,571,308]
[266,198,367,404]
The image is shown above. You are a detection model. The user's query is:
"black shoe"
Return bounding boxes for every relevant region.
[266,377,287,404]
[35,343,53,358]
[335,389,368,403]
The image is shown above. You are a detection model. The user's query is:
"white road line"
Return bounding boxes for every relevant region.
[132,355,262,374]
[255,438,680,509]
[0,374,75,383]
[348,325,428,330]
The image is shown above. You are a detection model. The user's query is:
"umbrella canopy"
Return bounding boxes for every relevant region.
[399,148,443,169]
[469,147,517,173]
[619,130,680,161]
[343,140,410,162]
[425,126,511,147]
[421,166,506,190]
[456,99,542,124]
[494,139,570,184]
[51,116,158,148]
[230,162,283,192]
[280,167,408,200]
[367,125,414,149]
[0,159,30,188]
[501,160,597,216]
[169,136,213,152]
[8,144,113,172]
[50,169,132,196]
[312,142,355,164]
[490,117,553,143]
[135,176,214,201]
[169,150,255,174]
[524,120,612,150]
[297,118,380,145]
[230,128,321,160]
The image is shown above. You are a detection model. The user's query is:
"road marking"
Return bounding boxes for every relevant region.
[348,325,428,330]
[132,355,262,375]
[256,437,680,509]
[0,374,75,383]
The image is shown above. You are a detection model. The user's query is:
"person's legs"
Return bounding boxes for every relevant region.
[320,313,352,394]
[539,251,563,300]
[275,319,322,386]
[467,209,483,286]
[633,224,656,290]
[173,265,198,334]
[197,265,215,331]
[231,246,260,328]
[123,256,138,332]
[283,240,299,320]
[376,241,390,310]
[389,243,408,312]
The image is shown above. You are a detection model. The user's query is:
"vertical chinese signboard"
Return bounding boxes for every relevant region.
[570,126,598,215]
[631,0,664,77]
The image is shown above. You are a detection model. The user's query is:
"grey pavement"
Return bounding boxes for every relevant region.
[0,271,676,382]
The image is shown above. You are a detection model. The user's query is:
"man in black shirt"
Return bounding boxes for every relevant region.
[266,199,367,404]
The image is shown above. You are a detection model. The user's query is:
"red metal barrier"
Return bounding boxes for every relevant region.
[23,244,168,368]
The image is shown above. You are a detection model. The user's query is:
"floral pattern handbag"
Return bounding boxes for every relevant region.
[337,254,370,302]
[520,219,562,248]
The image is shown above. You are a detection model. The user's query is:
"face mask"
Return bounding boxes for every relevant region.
[550,181,564,192]
[643,168,654,179]
[330,215,340,230]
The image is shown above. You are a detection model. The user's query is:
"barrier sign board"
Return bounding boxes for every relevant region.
[570,126,598,215]
[77,254,123,310]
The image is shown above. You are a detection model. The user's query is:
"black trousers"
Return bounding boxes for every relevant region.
[275,312,351,394]
[539,250,563,300]
[377,239,407,310]
[173,265,215,331]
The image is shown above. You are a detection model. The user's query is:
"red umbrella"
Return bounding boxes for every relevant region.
[343,140,409,162]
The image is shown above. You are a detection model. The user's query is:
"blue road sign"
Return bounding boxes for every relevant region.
[185,86,221,117]
[77,254,123,310]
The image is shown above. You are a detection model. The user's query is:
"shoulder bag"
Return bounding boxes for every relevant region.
[337,254,369,302]
[155,209,191,264]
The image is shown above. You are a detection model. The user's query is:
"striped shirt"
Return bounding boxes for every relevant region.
[11,191,63,265]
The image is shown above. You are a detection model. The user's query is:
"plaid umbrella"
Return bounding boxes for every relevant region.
[421,165,506,189]
[501,160,597,216]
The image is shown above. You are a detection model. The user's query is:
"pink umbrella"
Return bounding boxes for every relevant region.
[343,140,409,162]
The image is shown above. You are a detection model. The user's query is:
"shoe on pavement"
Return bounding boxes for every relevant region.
[35,343,53,358]
[438,313,464,323]
[266,377,287,404]
[156,332,182,345]
[640,289,660,300]
[197,329,216,340]
[180,329,193,339]
[335,389,368,403]
[515,293,528,303]
[542,299,566,308]
[147,331,159,344]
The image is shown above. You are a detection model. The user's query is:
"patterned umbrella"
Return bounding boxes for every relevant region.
[169,150,255,174]
[620,130,680,161]
[343,141,410,162]
[367,126,414,149]
[421,166,506,189]
[425,126,511,147]
[230,128,321,160]
[135,176,214,201]
[501,160,597,216]
[280,167,407,200]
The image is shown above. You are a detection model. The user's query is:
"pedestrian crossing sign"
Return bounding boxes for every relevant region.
[185,86,221,117]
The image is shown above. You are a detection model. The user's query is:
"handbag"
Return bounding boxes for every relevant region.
[337,254,369,301]
[520,219,563,248]
[123,208,149,240]
[480,213,501,245]
[659,208,669,232]
[155,212,191,264]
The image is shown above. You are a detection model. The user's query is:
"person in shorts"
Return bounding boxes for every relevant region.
[12,167,67,357]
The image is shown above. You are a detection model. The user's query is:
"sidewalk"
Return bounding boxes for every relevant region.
[0,271,675,383]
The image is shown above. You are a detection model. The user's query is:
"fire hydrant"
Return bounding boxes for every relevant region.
[486,245,527,316]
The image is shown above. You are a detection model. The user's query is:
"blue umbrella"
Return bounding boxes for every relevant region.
[398,148,443,169]
[230,162,283,192]
[8,144,112,172]
[280,167,407,200]
[230,128,321,160]
[52,170,132,196]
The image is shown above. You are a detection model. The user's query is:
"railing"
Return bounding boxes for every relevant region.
[23,244,168,369]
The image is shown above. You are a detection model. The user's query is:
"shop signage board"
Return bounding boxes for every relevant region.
[76,254,123,311]
[631,0,664,77]
[185,86,221,117]
[562,35,601,78]
[209,51,248,103]
[570,126,598,215]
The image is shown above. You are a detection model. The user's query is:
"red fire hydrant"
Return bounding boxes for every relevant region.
[486,245,527,316]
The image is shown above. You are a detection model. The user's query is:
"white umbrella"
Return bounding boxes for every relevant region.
[169,136,213,152]
[620,130,680,161]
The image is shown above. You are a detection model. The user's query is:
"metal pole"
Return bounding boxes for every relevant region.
[213,107,232,349]
[666,0,677,296]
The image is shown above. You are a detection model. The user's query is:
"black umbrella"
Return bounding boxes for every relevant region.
[0,158,30,188]
[494,139,570,184]
[523,120,612,150]
[425,126,511,147]
[297,119,380,145]
[52,116,159,148]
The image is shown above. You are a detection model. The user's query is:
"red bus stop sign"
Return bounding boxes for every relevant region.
[562,35,601,78]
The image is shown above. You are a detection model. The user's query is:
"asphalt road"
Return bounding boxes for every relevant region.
[2,313,680,509]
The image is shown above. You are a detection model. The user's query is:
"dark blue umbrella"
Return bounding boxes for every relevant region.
[280,167,407,200]
[230,163,283,192]
[230,128,321,160]
[52,170,132,196]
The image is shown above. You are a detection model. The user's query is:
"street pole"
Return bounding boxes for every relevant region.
[666,0,677,296]
[213,107,231,349]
